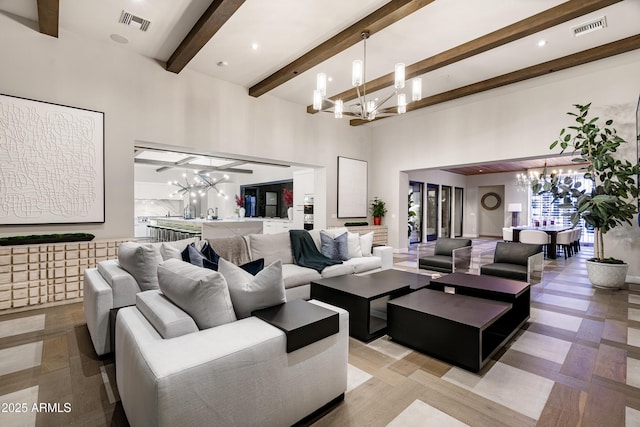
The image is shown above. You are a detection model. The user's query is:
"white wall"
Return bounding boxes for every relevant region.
[0,15,372,238]
[370,49,640,275]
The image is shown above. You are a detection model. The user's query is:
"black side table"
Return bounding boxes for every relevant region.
[252,299,339,353]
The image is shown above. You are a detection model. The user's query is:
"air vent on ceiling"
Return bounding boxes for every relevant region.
[119,10,151,32]
[572,16,606,37]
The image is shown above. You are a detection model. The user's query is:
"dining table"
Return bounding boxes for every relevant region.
[512,225,573,259]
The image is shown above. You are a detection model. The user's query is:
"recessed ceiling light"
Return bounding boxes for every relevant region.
[250,42,259,50]
[217,61,228,67]
[110,34,129,44]
[537,40,547,47]
[328,77,333,82]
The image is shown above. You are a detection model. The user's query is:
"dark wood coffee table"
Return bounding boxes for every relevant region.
[387,289,513,371]
[429,272,530,332]
[310,270,430,342]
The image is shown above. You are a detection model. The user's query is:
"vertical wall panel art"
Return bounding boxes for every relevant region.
[0,94,105,224]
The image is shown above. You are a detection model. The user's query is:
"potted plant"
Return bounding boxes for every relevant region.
[283,188,294,220]
[533,103,639,289]
[235,194,245,218]
[370,197,387,226]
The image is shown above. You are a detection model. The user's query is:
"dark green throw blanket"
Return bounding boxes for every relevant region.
[289,230,342,273]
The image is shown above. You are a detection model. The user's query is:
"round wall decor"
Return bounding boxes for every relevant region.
[481,192,502,211]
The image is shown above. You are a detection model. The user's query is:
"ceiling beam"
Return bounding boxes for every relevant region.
[248,0,434,98]
[349,34,640,126]
[36,0,59,38]
[155,156,200,172]
[135,158,253,174]
[309,0,622,114]
[166,0,246,74]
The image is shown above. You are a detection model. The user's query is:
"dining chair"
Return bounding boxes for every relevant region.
[519,229,551,257]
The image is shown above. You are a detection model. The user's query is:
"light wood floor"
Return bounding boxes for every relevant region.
[1,239,639,426]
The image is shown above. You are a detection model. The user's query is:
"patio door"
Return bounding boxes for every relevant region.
[425,184,438,241]
[409,181,423,244]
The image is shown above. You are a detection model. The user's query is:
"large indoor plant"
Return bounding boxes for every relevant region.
[533,103,639,288]
[370,197,387,225]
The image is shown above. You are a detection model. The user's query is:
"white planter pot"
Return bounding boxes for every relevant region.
[238,207,245,218]
[585,260,628,289]
[287,206,293,221]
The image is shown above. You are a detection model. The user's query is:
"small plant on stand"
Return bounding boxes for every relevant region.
[370,197,387,226]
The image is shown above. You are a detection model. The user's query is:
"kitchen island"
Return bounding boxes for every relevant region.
[148,217,295,241]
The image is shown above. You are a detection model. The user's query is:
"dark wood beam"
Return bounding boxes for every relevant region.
[310,0,622,114]
[135,158,253,174]
[166,0,246,74]
[37,0,59,38]
[248,0,434,98]
[349,34,640,126]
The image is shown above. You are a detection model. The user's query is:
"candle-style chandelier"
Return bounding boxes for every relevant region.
[313,31,422,121]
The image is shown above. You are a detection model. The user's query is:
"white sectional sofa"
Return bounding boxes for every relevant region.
[84,228,392,356]
[115,262,349,426]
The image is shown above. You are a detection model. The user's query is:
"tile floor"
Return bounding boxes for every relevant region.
[0,238,639,426]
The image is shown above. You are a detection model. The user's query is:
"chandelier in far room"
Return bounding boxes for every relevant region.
[169,172,229,203]
[312,31,422,121]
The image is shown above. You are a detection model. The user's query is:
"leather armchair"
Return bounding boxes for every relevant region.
[418,238,472,273]
[480,242,544,284]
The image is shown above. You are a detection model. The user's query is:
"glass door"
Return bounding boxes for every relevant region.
[409,182,423,244]
[425,184,438,241]
[441,185,452,238]
[454,187,464,237]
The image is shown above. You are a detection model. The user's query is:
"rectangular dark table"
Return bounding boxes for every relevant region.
[429,272,530,332]
[252,299,339,353]
[311,269,431,342]
[387,289,512,372]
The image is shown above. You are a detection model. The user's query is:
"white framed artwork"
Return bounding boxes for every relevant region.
[0,93,105,224]
[337,156,368,218]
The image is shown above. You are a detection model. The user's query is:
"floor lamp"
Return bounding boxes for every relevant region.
[508,203,522,227]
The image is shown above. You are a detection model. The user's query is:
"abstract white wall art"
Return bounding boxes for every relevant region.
[337,156,368,218]
[0,94,105,224]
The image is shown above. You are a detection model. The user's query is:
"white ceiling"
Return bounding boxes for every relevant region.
[1,0,638,111]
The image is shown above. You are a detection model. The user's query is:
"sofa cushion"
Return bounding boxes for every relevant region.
[157,259,236,329]
[249,232,293,265]
[308,229,322,252]
[344,256,382,273]
[494,242,543,266]
[480,263,528,282]
[347,232,362,258]
[136,290,198,339]
[434,238,472,256]
[281,264,322,289]
[418,255,454,273]
[160,243,182,261]
[320,231,349,261]
[359,232,374,257]
[118,242,164,291]
[321,262,354,278]
[219,258,286,319]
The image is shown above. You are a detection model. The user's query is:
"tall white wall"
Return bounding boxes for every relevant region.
[0,15,372,238]
[371,49,640,275]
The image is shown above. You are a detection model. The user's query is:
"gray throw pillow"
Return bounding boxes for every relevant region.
[117,242,164,290]
[157,259,236,329]
[218,258,286,319]
[249,232,293,265]
[320,231,349,261]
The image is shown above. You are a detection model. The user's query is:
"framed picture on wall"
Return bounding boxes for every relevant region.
[337,156,368,218]
[0,93,105,225]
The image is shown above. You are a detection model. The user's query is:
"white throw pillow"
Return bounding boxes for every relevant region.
[218,258,286,319]
[360,232,374,257]
[160,243,182,261]
[249,232,293,265]
[347,232,363,258]
[117,242,164,291]
[157,259,236,329]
